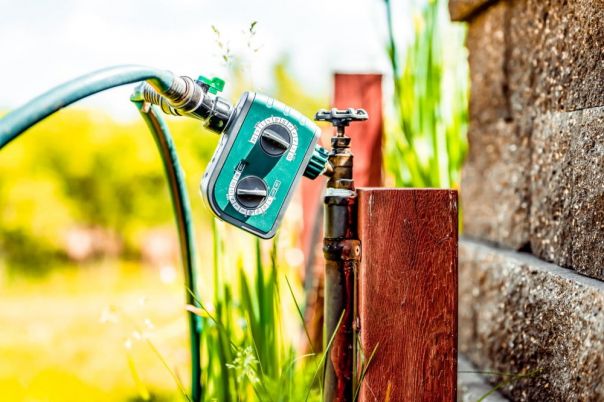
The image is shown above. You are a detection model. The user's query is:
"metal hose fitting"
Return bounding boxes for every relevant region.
[141,82,187,116]
[163,76,203,112]
[140,76,232,135]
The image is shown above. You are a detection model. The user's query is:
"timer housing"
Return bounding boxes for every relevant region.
[201,92,322,238]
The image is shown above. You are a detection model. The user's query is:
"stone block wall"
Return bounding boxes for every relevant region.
[450,0,604,399]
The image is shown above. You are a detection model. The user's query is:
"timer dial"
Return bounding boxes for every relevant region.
[260,124,291,156]
[235,176,268,209]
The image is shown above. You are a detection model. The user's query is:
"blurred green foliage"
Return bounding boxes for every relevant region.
[192,222,321,402]
[0,59,325,275]
[0,110,215,272]
[0,56,327,399]
[384,0,468,188]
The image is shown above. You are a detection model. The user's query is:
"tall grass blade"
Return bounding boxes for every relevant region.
[285,275,315,354]
[305,310,345,401]
[145,338,192,402]
[126,349,151,401]
[353,342,379,402]
[384,0,468,190]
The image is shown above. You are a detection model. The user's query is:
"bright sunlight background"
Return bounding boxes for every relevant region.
[0,0,414,118]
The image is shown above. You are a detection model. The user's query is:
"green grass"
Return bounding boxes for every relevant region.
[189,219,322,402]
[0,220,321,402]
[384,0,468,189]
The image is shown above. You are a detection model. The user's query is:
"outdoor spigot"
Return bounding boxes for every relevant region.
[315,108,367,188]
[315,108,368,136]
[316,106,368,402]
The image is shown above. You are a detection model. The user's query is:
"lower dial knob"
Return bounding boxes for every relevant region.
[235,176,268,209]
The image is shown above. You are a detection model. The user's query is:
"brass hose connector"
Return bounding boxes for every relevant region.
[138,76,232,134]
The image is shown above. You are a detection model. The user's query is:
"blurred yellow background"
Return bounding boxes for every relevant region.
[0,54,327,399]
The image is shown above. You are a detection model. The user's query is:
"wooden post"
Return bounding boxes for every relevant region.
[332,74,383,187]
[356,188,458,401]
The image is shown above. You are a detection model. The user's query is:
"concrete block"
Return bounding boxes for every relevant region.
[508,0,604,116]
[570,108,604,279]
[530,107,604,279]
[461,119,530,249]
[466,1,509,125]
[529,111,574,267]
[459,239,604,401]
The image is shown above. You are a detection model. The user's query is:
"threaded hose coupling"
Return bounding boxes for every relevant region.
[139,76,232,134]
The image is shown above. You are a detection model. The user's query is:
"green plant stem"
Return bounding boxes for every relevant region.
[384,0,468,189]
[134,102,202,402]
[0,66,201,402]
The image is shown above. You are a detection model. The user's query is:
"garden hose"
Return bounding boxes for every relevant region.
[132,100,202,402]
[0,65,174,148]
[0,65,202,402]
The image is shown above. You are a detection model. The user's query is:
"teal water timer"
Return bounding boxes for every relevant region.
[201,92,328,238]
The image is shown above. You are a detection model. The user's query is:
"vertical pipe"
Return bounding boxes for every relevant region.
[323,133,360,402]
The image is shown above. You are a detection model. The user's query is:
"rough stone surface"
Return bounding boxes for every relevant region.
[449,0,495,21]
[531,107,604,280]
[458,0,604,275]
[461,119,530,249]
[455,0,604,120]
[458,2,604,397]
[449,0,604,116]
[466,1,509,125]
[571,108,604,279]
[508,0,604,117]
[459,239,604,401]
[529,111,574,267]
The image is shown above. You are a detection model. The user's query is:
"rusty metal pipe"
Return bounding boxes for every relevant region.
[323,134,360,402]
[315,107,367,402]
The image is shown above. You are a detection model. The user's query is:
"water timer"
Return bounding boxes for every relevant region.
[139,75,328,238]
[201,92,327,238]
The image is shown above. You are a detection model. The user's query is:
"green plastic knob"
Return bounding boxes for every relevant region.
[197,75,225,94]
[303,145,329,179]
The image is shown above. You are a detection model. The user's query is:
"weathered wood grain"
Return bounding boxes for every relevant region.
[357,188,458,402]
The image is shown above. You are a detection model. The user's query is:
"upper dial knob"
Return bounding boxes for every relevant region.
[235,176,268,209]
[260,124,291,156]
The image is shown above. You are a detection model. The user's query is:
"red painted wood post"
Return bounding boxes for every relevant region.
[332,74,383,187]
[356,188,458,401]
